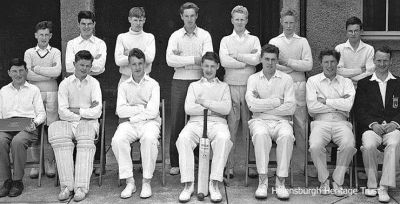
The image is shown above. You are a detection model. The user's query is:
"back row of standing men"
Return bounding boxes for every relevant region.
[0,1,397,203]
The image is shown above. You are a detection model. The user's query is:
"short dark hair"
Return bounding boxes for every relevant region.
[9,58,27,70]
[346,16,362,30]
[375,46,392,59]
[319,49,341,62]
[261,44,279,58]
[128,48,146,62]
[201,52,220,64]
[78,11,95,23]
[129,7,145,18]
[35,21,53,33]
[180,2,199,14]
[75,50,94,63]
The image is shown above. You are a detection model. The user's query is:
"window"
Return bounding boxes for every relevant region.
[362,0,400,40]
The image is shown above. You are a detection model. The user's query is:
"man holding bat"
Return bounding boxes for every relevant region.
[176,52,232,203]
[245,44,296,200]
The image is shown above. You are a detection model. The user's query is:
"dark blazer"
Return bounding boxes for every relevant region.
[355,73,400,134]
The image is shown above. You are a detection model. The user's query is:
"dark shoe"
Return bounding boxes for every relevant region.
[0,179,12,197]
[223,168,234,179]
[8,180,24,197]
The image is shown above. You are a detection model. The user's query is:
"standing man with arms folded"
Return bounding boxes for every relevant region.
[166,2,213,175]
[306,49,356,197]
[114,7,155,84]
[65,10,107,175]
[0,58,46,198]
[355,46,400,203]
[48,50,102,202]
[176,52,232,203]
[24,20,61,179]
[112,48,160,199]
[269,7,313,176]
[335,16,375,85]
[219,5,261,178]
[245,44,296,200]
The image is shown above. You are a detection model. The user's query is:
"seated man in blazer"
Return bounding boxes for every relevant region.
[355,46,400,203]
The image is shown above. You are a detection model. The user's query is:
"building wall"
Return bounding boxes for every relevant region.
[307,0,400,76]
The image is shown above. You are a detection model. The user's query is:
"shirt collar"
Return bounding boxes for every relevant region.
[71,74,89,83]
[128,29,143,35]
[370,72,396,83]
[231,30,250,38]
[319,73,340,83]
[182,26,198,37]
[127,74,150,85]
[277,33,301,39]
[78,35,95,44]
[344,40,366,51]
[10,81,29,90]
[259,70,282,79]
[200,77,220,84]
[34,45,51,52]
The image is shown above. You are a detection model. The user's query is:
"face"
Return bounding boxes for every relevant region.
[35,28,52,48]
[73,59,92,79]
[281,15,296,36]
[128,16,146,32]
[346,24,361,43]
[201,59,218,80]
[231,12,248,33]
[181,8,198,29]
[8,65,27,85]
[321,55,338,79]
[374,51,391,73]
[129,56,145,80]
[79,18,95,37]
[260,52,278,72]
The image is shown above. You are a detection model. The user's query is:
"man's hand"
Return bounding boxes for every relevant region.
[280,98,284,104]
[252,90,260,99]
[52,62,57,67]
[279,58,289,67]
[25,121,36,133]
[95,54,102,59]
[195,98,207,107]
[172,49,182,56]
[372,123,386,136]
[342,94,350,99]
[250,49,258,54]
[68,107,80,114]
[317,97,326,105]
[124,49,130,56]
[361,66,366,73]
[384,122,398,134]
[194,56,202,65]
[118,117,130,124]
[90,101,99,108]
[229,52,239,60]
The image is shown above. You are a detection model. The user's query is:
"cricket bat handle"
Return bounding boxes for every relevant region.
[203,109,208,138]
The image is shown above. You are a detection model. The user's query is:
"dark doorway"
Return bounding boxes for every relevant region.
[95,0,280,108]
[0,0,61,88]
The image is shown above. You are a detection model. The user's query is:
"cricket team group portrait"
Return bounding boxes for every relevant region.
[1,0,400,203]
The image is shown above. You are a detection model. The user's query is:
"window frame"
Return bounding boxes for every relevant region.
[361,0,400,40]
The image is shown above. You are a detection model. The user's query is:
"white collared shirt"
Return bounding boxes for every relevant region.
[65,35,107,75]
[116,75,160,124]
[335,40,375,82]
[306,73,355,118]
[0,81,46,125]
[370,72,396,107]
[245,70,296,120]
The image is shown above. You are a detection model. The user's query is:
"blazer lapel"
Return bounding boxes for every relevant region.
[371,81,384,108]
[385,78,396,108]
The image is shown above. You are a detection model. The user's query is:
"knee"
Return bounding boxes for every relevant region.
[278,129,294,142]
[309,137,324,153]
[140,133,158,145]
[0,136,8,147]
[10,136,26,148]
[76,123,95,141]
[176,133,191,148]
[48,121,70,144]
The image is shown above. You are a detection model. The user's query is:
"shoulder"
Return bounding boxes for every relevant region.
[278,71,293,81]
[26,82,40,92]
[146,76,160,87]
[358,75,373,87]
[307,73,320,83]
[93,36,106,45]
[50,47,61,54]
[335,43,345,51]
[24,47,35,55]
[67,36,80,45]
[143,31,155,39]
[169,28,184,38]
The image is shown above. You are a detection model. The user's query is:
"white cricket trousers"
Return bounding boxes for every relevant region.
[361,130,400,188]
[112,120,160,179]
[176,120,232,183]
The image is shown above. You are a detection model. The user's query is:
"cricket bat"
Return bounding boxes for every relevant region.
[197,109,210,200]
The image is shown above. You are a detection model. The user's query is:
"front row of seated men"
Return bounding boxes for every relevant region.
[0,45,398,203]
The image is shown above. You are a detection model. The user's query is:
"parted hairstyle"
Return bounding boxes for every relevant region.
[78,10,95,23]
[9,58,27,70]
[201,52,220,64]
[35,21,53,33]
[231,5,248,18]
[128,48,146,62]
[129,7,146,18]
[345,16,362,30]
[180,2,199,14]
[75,50,94,63]
[375,46,392,59]
[319,49,341,62]
[261,44,280,58]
